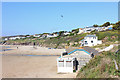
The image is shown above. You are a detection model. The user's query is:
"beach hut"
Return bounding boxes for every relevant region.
[57,57,78,73]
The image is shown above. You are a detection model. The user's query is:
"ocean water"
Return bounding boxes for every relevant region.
[0,46,12,52]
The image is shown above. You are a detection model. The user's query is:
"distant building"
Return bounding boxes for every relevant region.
[9,36,25,40]
[3,35,26,40]
[63,32,70,35]
[47,34,58,38]
[81,34,102,46]
[33,34,40,37]
[82,25,113,33]
[78,28,84,34]
[83,26,95,33]
[4,38,9,41]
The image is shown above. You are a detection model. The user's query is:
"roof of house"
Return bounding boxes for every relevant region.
[65,46,99,55]
[85,26,94,28]
[83,46,99,55]
[81,39,84,41]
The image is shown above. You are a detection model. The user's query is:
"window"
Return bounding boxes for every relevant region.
[91,41,93,43]
[85,41,88,44]
[58,60,64,67]
[66,60,72,67]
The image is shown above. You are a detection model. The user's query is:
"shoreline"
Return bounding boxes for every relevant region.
[0,45,66,55]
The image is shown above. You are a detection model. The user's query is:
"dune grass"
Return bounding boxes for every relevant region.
[76,45,120,78]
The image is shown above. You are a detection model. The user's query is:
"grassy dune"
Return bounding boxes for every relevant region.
[76,45,120,78]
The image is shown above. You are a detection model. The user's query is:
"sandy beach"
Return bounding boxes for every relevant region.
[1,45,66,55]
[1,45,77,78]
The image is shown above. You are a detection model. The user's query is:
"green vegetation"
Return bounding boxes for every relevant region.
[101,22,110,27]
[2,21,120,48]
[113,21,120,30]
[3,30,119,48]
[77,45,120,78]
[91,30,119,40]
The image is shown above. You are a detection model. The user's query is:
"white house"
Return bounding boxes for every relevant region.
[78,28,84,34]
[63,32,70,35]
[9,36,25,40]
[47,34,58,38]
[81,35,102,47]
[4,38,9,41]
[83,26,95,33]
[102,25,113,31]
[8,35,26,40]
[33,34,40,37]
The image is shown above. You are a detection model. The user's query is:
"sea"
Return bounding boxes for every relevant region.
[0,46,12,52]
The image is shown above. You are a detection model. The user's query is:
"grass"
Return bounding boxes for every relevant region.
[76,45,120,78]
[4,30,119,48]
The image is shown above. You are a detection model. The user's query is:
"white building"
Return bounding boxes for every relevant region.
[81,35,102,46]
[83,26,95,33]
[57,57,77,73]
[78,28,84,34]
[102,25,113,31]
[4,38,9,41]
[47,34,58,38]
[63,32,70,35]
[9,36,25,40]
[33,34,40,37]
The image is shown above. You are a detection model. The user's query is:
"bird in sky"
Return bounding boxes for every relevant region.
[61,15,63,18]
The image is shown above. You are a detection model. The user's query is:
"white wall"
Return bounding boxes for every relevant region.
[83,36,98,46]
[9,37,25,40]
[57,58,74,73]
[78,29,84,34]
[81,35,102,47]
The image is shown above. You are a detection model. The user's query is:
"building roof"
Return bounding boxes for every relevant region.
[85,26,94,28]
[81,39,84,41]
[85,35,96,37]
[65,46,99,56]
[83,47,99,55]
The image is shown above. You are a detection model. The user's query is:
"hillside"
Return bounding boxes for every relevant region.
[2,30,119,49]
[76,45,120,78]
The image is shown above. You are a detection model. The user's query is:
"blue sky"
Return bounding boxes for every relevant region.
[2,2,118,36]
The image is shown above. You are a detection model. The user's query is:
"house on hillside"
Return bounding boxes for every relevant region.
[107,25,113,30]
[83,26,95,33]
[102,25,113,31]
[78,28,84,34]
[63,32,70,35]
[81,34,102,46]
[33,34,40,37]
[47,33,58,38]
[4,37,9,41]
[8,35,26,40]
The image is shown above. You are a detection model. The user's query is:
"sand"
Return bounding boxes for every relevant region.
[1,45,77,78]
[1,45,66,55]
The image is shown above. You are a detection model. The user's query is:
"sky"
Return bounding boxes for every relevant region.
[2,2,118,36]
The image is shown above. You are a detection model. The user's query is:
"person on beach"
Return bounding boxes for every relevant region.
[17,47,18,49]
